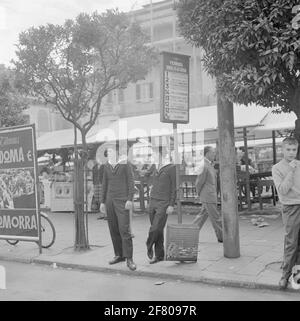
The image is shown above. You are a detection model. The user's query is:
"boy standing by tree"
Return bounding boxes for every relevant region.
[272,137,300,290]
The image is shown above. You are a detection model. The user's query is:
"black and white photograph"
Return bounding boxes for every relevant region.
[0,0,300,306]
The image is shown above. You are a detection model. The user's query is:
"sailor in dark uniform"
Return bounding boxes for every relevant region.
[100,146,137,271]
[146,148,176,264]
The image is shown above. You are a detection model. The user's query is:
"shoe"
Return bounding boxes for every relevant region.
[147,246,153,260]
[126,258,137,271]
[149,257,164,264]
[218,239,223,243]
[97,216,104,220]
[109,256,125,265]
[279,275,289,290]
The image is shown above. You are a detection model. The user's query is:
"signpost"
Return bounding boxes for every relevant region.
[160,51,190,223]
[161,52,201,262]
[0,124,41,253]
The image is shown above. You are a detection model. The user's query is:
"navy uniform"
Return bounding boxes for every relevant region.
[146,163,176,263]
[101,160,136,270]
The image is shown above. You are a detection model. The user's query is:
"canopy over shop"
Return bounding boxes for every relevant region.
[36,104,297,211]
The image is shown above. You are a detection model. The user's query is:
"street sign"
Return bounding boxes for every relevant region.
[0,125,40,242]
[160,51,190,124]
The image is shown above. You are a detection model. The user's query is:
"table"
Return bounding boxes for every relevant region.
[238,171,277,209]
[134,178,151,211]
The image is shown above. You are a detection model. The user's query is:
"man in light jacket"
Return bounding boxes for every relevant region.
[193,146,223,242]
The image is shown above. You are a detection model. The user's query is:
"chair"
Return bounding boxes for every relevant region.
[257,179,277,210]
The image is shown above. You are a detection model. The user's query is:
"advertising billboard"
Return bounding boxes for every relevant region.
[0,125,40,241]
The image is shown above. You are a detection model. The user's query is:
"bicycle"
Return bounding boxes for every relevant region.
[6,211,56,249]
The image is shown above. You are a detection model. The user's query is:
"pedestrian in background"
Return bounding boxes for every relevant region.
[100,146,137,271]
[92,160,106,219]
[192,146,223,243]
[272,137,300,290]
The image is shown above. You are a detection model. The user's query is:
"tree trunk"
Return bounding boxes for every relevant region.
[74,130,89,251]
[217,94,240,258]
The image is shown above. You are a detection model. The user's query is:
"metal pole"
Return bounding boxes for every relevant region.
[272,130,277,165]
[173,123,182,223]
[243,127,251,210]
[32,124,42,254]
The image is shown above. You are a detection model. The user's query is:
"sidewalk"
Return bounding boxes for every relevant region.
[0,204,295,292]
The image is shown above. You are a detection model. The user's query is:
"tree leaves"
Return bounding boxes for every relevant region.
[13,9,157,141]
[0,65,28,127]
[177,0,300,114]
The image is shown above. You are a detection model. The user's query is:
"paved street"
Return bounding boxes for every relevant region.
[0,205,297,293]
[0,260,299,301]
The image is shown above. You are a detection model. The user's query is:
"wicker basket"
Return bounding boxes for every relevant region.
[165,224,200,262]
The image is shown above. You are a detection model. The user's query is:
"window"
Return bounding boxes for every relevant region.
[136,82,154,102]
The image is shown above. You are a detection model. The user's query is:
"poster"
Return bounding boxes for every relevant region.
[160,51,190,124]
[0,125,40,240]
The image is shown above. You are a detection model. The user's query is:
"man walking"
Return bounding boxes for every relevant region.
[146,149,176,264]
[100,146,137,271]
[192,146,223,242]
[272,137,300,290]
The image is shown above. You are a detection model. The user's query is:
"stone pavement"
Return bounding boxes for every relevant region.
[0,203,297,292]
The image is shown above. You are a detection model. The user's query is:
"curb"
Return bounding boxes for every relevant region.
[29,257,290,293]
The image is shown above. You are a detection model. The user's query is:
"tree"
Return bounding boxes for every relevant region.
[13,9,157,250]
[177,0,300,136]
[177,0,300,257]
[0,65,28,127]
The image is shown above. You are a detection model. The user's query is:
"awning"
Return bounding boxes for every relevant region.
[255,109,296,131]
[37,128,82,151]
[87,104,269,144]
[36,104,271,151]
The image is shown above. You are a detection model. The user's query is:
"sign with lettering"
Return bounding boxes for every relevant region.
[0,125,40,241]
[160,51,190,124]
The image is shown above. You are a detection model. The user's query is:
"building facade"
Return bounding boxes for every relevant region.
[95,0,216,123]
[26,0,216,137]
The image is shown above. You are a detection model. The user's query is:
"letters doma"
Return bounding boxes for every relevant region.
[0,147,25,165]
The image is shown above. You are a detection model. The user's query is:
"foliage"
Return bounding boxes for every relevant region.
[177,0,300,116]
[0,65,28,127]
[13,9,157,145]
[12,9,157,250]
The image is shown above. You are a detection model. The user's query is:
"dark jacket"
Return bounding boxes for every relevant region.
[150,164,176,206]
[101,161,135,203]
[92,164,105,185]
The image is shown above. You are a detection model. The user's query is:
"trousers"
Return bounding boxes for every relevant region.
[192,202,223,241]
[281,204,300,277]
[146,198,169,259]
[106,198,133,259]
